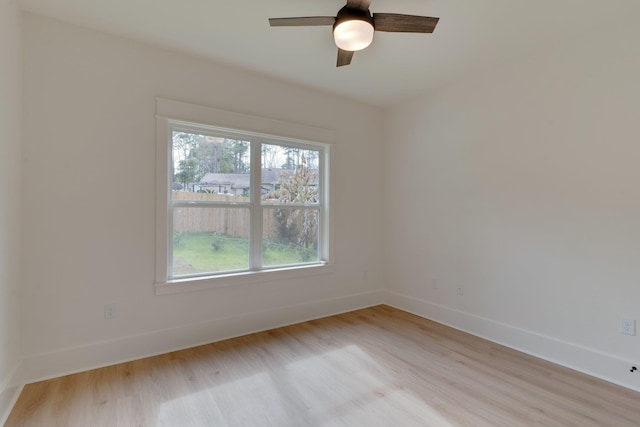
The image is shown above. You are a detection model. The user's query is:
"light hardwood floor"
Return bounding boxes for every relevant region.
[6,305,640,426]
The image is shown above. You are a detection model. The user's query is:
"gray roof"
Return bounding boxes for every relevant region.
[200,173,250,188]
[200,168,318,188]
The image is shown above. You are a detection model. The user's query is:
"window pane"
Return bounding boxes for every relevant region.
[262,207,319,267]
[172,131,251,201]
[172,207,249,276]
[261,144,319,205]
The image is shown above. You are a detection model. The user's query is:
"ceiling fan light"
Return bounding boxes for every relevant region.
[333,19,374,51]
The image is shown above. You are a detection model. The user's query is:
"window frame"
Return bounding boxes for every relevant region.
[155,99,334,295]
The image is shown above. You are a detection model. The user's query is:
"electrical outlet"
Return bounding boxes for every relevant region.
[104,303,117,319]
[456,286,464,296]
[622,318,636,335]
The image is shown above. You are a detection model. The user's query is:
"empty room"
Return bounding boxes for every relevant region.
[1,0,640,425]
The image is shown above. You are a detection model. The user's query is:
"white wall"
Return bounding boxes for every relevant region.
[21,13,385,381]
[384,19,640,390]
[0,0,23,421]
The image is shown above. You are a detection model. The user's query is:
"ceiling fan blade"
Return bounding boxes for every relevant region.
[337,49,354,67]
[373,13,439,33]
[346,0,372,12]
[269,17,336,27]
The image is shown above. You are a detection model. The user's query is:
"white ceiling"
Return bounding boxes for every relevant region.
[19,0,640,107]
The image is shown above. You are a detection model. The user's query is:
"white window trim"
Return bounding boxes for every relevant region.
[155,98,335,295]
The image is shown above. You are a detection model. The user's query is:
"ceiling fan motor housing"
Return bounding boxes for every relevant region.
[334,6,374,28]
[333,6,375,51]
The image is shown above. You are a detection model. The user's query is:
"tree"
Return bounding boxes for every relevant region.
[262,144,279,169]
[281,147,297,170]
[175,158,198,189]
[265,154,318,249]
[172,132,198,164]
[216,139,249,173]
[230,140,250,173]
[172,133,251,185]
[191,139,225,176]
[173,132,208,185]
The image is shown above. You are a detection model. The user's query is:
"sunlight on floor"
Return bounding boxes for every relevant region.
[157,345,454,426]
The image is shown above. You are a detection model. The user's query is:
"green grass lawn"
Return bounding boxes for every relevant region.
[172,232,317,276]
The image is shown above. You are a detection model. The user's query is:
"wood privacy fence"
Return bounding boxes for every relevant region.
[172,191,278,238]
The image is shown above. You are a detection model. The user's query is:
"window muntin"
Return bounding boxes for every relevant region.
[167,125,328,281]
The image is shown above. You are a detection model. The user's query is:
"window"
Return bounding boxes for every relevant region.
[155,99,333,293]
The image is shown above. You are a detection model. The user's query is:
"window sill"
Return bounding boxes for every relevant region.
[155,263,335,295]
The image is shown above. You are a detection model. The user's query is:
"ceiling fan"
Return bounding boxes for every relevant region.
[268,0,439,67]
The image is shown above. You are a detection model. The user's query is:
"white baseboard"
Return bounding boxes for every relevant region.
[385,290,640,393]
[0,362,24,426]
[23,290,385,384]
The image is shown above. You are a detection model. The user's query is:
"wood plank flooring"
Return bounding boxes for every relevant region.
[6,305,640,426]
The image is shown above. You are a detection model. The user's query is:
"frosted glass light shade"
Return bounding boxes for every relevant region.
[333,19,374,51]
